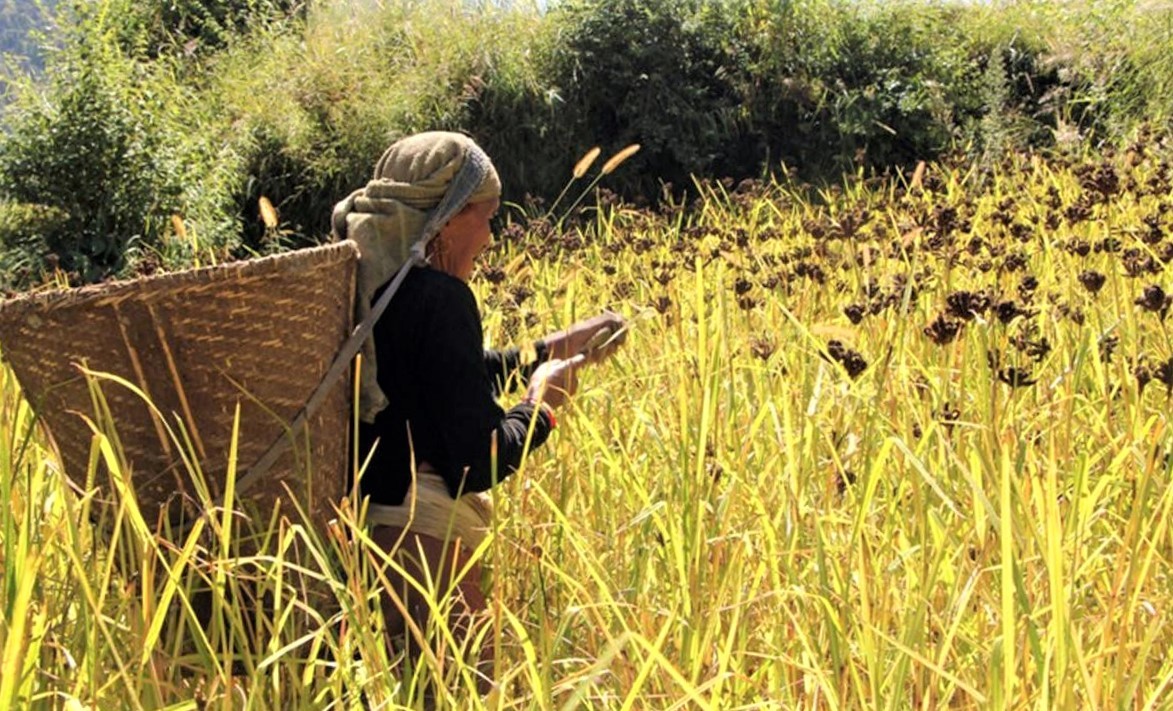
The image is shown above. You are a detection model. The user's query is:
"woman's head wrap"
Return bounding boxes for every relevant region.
[332,131,500,422]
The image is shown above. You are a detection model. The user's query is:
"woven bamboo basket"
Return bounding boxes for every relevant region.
[0,242,358,540]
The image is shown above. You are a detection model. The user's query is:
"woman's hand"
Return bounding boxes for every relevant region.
[526,357,581,409]
[543,311,627,363]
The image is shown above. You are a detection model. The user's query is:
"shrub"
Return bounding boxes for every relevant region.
[540,0,748,197]
[455,11,569,207]
[0,59,182,285]
[91,0,303,59]
[2,0,1169,286]
[737,0,968,178]
[0,202,72,289]
[1046,1,1173,140]
[0,11,244,288]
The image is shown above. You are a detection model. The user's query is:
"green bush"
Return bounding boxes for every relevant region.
[539,0,747,196]
[0,60,181,285]
[0,11,244,288]
[1046,1,1173,139]
[0,202,72,289]
[87,0,302,59]
[2,0,1171,291]
[455,12,570,207]
[738,1,966,177]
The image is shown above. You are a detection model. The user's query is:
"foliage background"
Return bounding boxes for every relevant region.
[0,0,1170,289]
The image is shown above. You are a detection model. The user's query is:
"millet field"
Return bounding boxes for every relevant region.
[3,0,1173,708]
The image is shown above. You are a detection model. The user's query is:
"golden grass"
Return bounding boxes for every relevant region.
[600,145,641,176]
[3,146,1173,708]
[573,147,603,180]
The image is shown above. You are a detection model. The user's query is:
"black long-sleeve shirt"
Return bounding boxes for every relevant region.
[356,266,553,506]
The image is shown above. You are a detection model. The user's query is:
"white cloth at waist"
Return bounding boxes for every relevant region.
[364,467,494,551]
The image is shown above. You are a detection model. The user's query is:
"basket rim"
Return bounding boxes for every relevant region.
[0,241,359,318]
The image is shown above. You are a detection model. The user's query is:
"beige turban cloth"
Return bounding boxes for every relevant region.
[332,131,501,422]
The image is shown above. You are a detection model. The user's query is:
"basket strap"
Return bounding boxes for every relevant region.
[172,147,495,535]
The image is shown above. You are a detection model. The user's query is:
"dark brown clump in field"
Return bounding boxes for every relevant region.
[1002,252,1029,272]
[1135,359,1153,393]
[1156,357,1173,394]
[1161,243,1173,264]
[934,205,960,235]
[1099,334,1119,363]
[802,218,826,240]
[823,340,868,379]
[988,351,1038,388]
[995,300,1035,324]
[934,403,961,434]
[1143,213,1165,244]
[936,402,961,422]
[1057,303,1086,325]
[946,290,992,320]
[1122,248,1162,277]
[1009,223,1033,242]
[482,265,507,284]
[734,275,759,310]
[925,313,963,345]
[1078,270,1106,293]
[509,284,533,306]
[1018,275,1039,301]
[998,365,1038,388]
[1080,161,1121,201]
[1012,330,1051,362]
[795,262,826,284]
[1066,200,1093,224]
[760,274,783,290]
[1135,284,1172,318]
[1095,236,1123,253]
[750,335,775,361]
[833,467,857,495]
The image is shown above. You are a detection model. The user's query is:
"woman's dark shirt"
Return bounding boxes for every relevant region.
[356,266,552,505]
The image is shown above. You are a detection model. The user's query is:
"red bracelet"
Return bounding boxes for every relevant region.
[526,398,556,429]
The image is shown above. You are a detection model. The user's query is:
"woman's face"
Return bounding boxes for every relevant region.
[431,197,500,282]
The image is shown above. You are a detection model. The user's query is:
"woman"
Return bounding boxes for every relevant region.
[332,131,623,686]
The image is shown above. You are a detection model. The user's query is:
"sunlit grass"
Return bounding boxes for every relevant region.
[4,144,1173,708]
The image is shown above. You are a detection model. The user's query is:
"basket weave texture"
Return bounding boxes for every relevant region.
[0,242,358,534]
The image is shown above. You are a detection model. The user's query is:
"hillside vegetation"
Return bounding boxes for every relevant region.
[0,0,1171,288]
